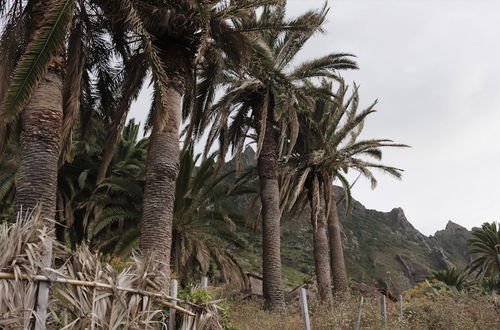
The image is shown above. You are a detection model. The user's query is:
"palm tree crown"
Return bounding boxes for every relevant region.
[467,222,500,279]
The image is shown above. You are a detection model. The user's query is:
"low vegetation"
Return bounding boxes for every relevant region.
[227,292,499,330]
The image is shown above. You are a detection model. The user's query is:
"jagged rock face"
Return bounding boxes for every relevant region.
[282,190,473,291]
[428,220,472,269]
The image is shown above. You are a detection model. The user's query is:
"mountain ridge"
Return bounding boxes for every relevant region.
[225,147,472,291]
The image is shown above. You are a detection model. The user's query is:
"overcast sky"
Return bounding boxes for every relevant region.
[130,0,500,235]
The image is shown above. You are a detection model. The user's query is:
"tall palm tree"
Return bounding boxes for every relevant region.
[56,116,255,285]
[0,0,137,223]
[283,80,408,294]
[200,4,357,311]
[91,0,275,280]
[0,0,75,221]
[467,222,500,279]
[85,141,255,287]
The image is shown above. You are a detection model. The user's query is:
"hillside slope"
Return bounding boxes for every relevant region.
[224,147,472,290]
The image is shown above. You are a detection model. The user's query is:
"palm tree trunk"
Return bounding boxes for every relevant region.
[14,3,64,224]
[14,70,63,222]
[140,86,182,285]
[309,178,333,303]
[326,178,349,293]
[255,97,286,314]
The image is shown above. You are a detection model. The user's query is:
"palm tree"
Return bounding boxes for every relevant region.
[283,170,333,302]
[90,0,275,279]
[467,222,500,279]
[0,0,138,223]
[200,5,357,311]
[89,143,255,287]
[283,80,408,294]
[0,141,16,221]
[0,1,75,221]
[171,148,255,287]
[57,117,254,285]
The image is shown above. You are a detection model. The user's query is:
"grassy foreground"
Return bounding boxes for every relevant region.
[226,293,499,329]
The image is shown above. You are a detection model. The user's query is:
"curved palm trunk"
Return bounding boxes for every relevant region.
[140,86,182,285]
[327,180,349,294]
[309,179,333,303]
[255,99,286,314]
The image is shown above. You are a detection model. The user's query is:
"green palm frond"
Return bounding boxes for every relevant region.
[290,53,357,80]
[329,104,377,148]
[1,0,75,121]
[0,173,15,200]
[334,170,353,214]
[91,206,140,237]
[467,222,500,278]
[283,81,408,216]
[110,0,170,115]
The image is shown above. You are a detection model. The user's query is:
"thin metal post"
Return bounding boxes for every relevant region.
[201,276,208,289]
[379,294,387,328]
[354,296,364,330]
[169,279,178,330]
[299,287,311,330]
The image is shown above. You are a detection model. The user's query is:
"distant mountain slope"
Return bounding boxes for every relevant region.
[223,147,472,290]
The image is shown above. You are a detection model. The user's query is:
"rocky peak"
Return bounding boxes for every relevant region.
[387,207,418,234]
[445,220,467,232]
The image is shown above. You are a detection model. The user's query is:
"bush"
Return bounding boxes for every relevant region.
[404,293,499,329]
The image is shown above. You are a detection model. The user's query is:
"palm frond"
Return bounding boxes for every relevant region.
[0,0,75,121]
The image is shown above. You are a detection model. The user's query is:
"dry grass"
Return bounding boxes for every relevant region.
[228,293,500,330]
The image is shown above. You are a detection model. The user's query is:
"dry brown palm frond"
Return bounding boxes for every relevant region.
[0,208,59,328]
[180,303,225,330]
[0,209,173,328]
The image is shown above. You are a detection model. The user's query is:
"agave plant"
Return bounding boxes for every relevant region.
[428,268,468,291]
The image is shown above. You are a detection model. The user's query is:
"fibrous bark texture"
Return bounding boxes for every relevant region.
[327,183,349,293]
[309,179,333,303]
[256,100,286,314]
[140,86,182,286]
[15,70,63,224]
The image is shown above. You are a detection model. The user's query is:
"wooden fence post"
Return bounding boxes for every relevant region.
[379,294,387,328]
[299,287,311,330]
[201,276,208,289]
[354,296,364,330]
[169,279,178,330]
[34,239,52,330]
